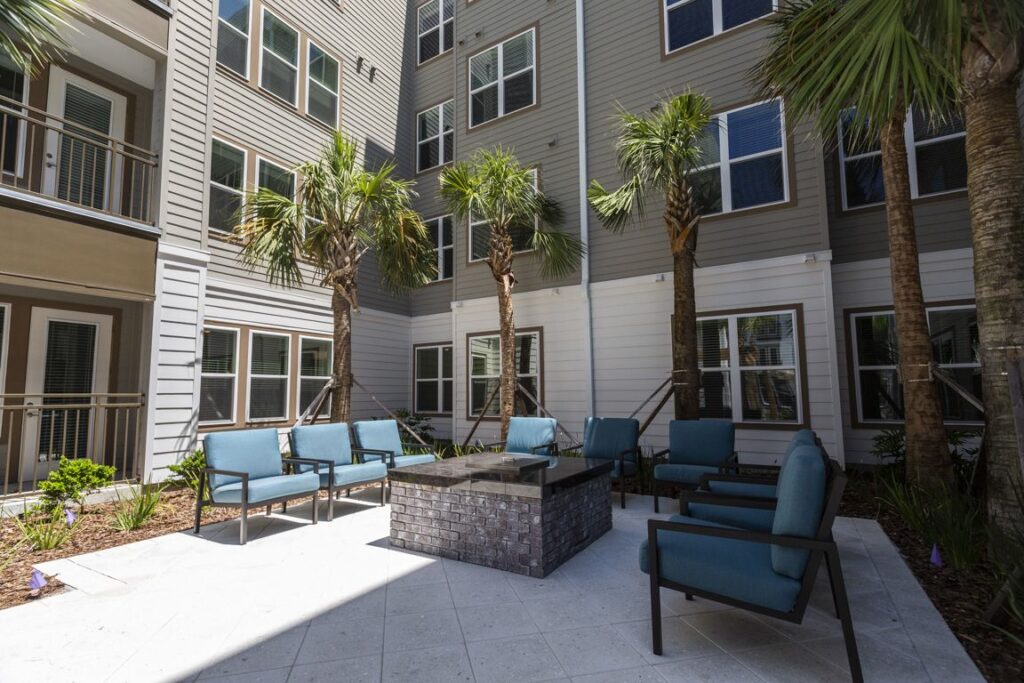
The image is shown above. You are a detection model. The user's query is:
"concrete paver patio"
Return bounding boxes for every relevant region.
[0,491,984,682]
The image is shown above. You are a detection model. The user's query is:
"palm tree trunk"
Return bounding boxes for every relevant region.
[671,236,700,421]
[330,287,353,423]
[961,29,1024,529]
[879,113,951,488]
[496,273,517,440]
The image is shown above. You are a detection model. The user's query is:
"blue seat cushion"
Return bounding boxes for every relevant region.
[706,480,778,499]
[204,428,283,490]
[638,515,801,614]
[321,461,388,488]
[291,423,353,468]
[667,420,735,467]
[353,420,404,458]
[771,445,827,580]
[212,471,320,504]
[688,502,774,532]
[506,417,557,455]
[654,463,718,486]
[393,453,437,468]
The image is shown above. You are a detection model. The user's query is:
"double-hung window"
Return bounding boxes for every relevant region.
[469,169,537,262]
[0,51,27,177]
[199,327,238,424]
[417,100,454,172]
[418,0,454,64]
[257,157,295,198]
[248,331,290,421]
[664,0,775,53]
[209,139,246,233]
[415,344,453,414]
[838,108,967,210]
[697,309,802,424]
[260,9,299,105]
[427,215,454,281]
[217,0,251,76]
[298,337,332,418]
[469,29,535,127]
[307,43,339,127]
[690,100,787,215]
[468,330,541,417]
[850,306,981,424]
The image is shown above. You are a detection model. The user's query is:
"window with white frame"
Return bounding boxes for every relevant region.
[0,51,27,177]
[298,337,332,418]
[414,344,453,414]
[199,327,238,424]
[248,331,290,420]
[418,0,454,64]
[696,309,802,423]
[850,305,981,423]
[307,43,339,127]
[664,0,775,54]
[468,330,541,417]
[427,215,454,281]
[838,107,967,210]
[469,169,537,262]
[209,139,246,233]
[257,157,295,198]
[469,28,535,127]
[690,99,787,216]
[217,0,251,76]
[260,9,299,105]
[417,100,454,172]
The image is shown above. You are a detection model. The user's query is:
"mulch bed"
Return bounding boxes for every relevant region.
[840,471,1024,683]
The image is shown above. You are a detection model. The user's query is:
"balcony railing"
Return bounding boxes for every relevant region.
[0,393,146,499]
[0,94,158,225]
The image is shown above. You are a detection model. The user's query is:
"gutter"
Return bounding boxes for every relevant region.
[575,0,596,417]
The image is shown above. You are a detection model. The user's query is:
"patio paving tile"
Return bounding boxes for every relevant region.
[683,610,789,652]
[382,607,463,652]
[384,580,453,616]
[801,628,930,683]
[732,642,848,683]
[653,653,764,682]
[465,633,567,682]
[196,625,306,679]
[200,667,292,683]
[295,617,384,664]
[456,601,539,642]
[380,643,474,682]
[570,665,666,682]
[543,624,648,676]
[288,655,382,683]
[612,617,721,664]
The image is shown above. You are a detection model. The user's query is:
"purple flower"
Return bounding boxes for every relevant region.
[65,509,76,527]
[930,543,943,568]
[28,570,47,595]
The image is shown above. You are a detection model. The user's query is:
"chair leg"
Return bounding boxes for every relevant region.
[327,484,334,522]
[826,547,863,683]
[823,545,841,618]
[193,478,205,534]
[685,593,694,601]
[647,532,663,655]
[282,501,288,514]
[311,494,319,525]
[653,480,660,513]
[346,488,351,498]
[380,480,386,506]
[265,505,271,516]
[239,502,248,546]
[620,481,626,509]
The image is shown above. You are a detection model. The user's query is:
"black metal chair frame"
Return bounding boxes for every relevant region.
[564,441,642,509]
[646,459,863,682]
[482,440,560,456]
[650,447,738,513]
[193,458,323,546]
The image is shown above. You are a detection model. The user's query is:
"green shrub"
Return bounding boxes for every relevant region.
[389,410,435,445]
[15,505,78,551]
[1,538,25,572]
[111,484,164,532]
[38,458,116,511]
[167,449,206,498]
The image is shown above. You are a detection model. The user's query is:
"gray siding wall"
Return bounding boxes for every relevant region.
[585,4,829,283]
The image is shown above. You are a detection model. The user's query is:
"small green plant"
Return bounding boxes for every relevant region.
[389,410,435,445]
[111,484,164,532]
[438,442,484,459]
[1,538,26,573]
[38,457,116,512]
[15,505,78,551]
[870,427,907,465]
[167,449,206,498]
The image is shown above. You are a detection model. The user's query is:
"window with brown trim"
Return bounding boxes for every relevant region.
[199,327,239,425]
[468,330,540,418]
[414,344,453,414]
[418,0,454,64]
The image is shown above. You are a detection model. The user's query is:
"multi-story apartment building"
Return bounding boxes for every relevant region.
[0,0,1009,494]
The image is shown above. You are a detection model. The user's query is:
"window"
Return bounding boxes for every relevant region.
[838,108,967,210]
[468,330,541,417]
[427,215,454,281]
[217,0,251,76]
[0,51,27,177]
[260,9,299,105]
[415,344,453,414]
[248,331,290,421]
[696,309,802,423]
[850,306,982,424]
[299,337,332,418]
[418,0,454,64]
[417,100,454,172]
[469,169,537,262]
[257,157,295,198]
[664,0,774,53]
[469,28,535,127]
[690,100,787,215]
[307,43,339,127]
[199,328,238,424]
[209,139,246,233]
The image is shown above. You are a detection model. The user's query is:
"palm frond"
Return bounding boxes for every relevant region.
[234,187,306,288]
[531,227,585,280]
[0,0,77,74]
[588,176,648,233]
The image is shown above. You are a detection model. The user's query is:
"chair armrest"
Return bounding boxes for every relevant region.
[719,451,740,473]
[282,457,322,474]
[202,468,248,502]
[561,442,583,455]
[204,467,249,480]
[678,489,777,511]
[353,448,389,465]
[481,440,506,451]
[529,441,559,455]
[737,463,783,473]
[647,517,831,551]
[651,448,670,461]
[698,472,779,489]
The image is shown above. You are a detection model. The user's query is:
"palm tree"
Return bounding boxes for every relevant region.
[588,93,713,421]
[0,0,76,73]
[235,131,436,422]
[439,147,583,438]
[756,0,954,488]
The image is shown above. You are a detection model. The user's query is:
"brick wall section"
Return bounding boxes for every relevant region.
[390,474,613,577]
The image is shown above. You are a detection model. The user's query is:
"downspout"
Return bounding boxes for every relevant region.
[575,0,595,418]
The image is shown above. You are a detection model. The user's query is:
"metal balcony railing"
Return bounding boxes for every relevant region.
[0,94,158,224]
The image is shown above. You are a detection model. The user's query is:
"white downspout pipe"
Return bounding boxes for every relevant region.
[575,0,595,419]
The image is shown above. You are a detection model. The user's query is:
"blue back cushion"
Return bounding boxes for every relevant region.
[778,429,817,464]
[291,423,353,466]
[204,428,283,490]
[771,445,827,579]
[353,420,404,457]
[668,420,735,467]
[583,417,640,463]
[506,417,557,455]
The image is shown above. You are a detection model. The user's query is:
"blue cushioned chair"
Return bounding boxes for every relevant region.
[651,420,736,512]
[484,417,558,456]
[700,429,818,505]
[565,417,640,509]
[289,423,388,520]
[640,446,862,682]
[194,428,323,545]
[352,419,437,469]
